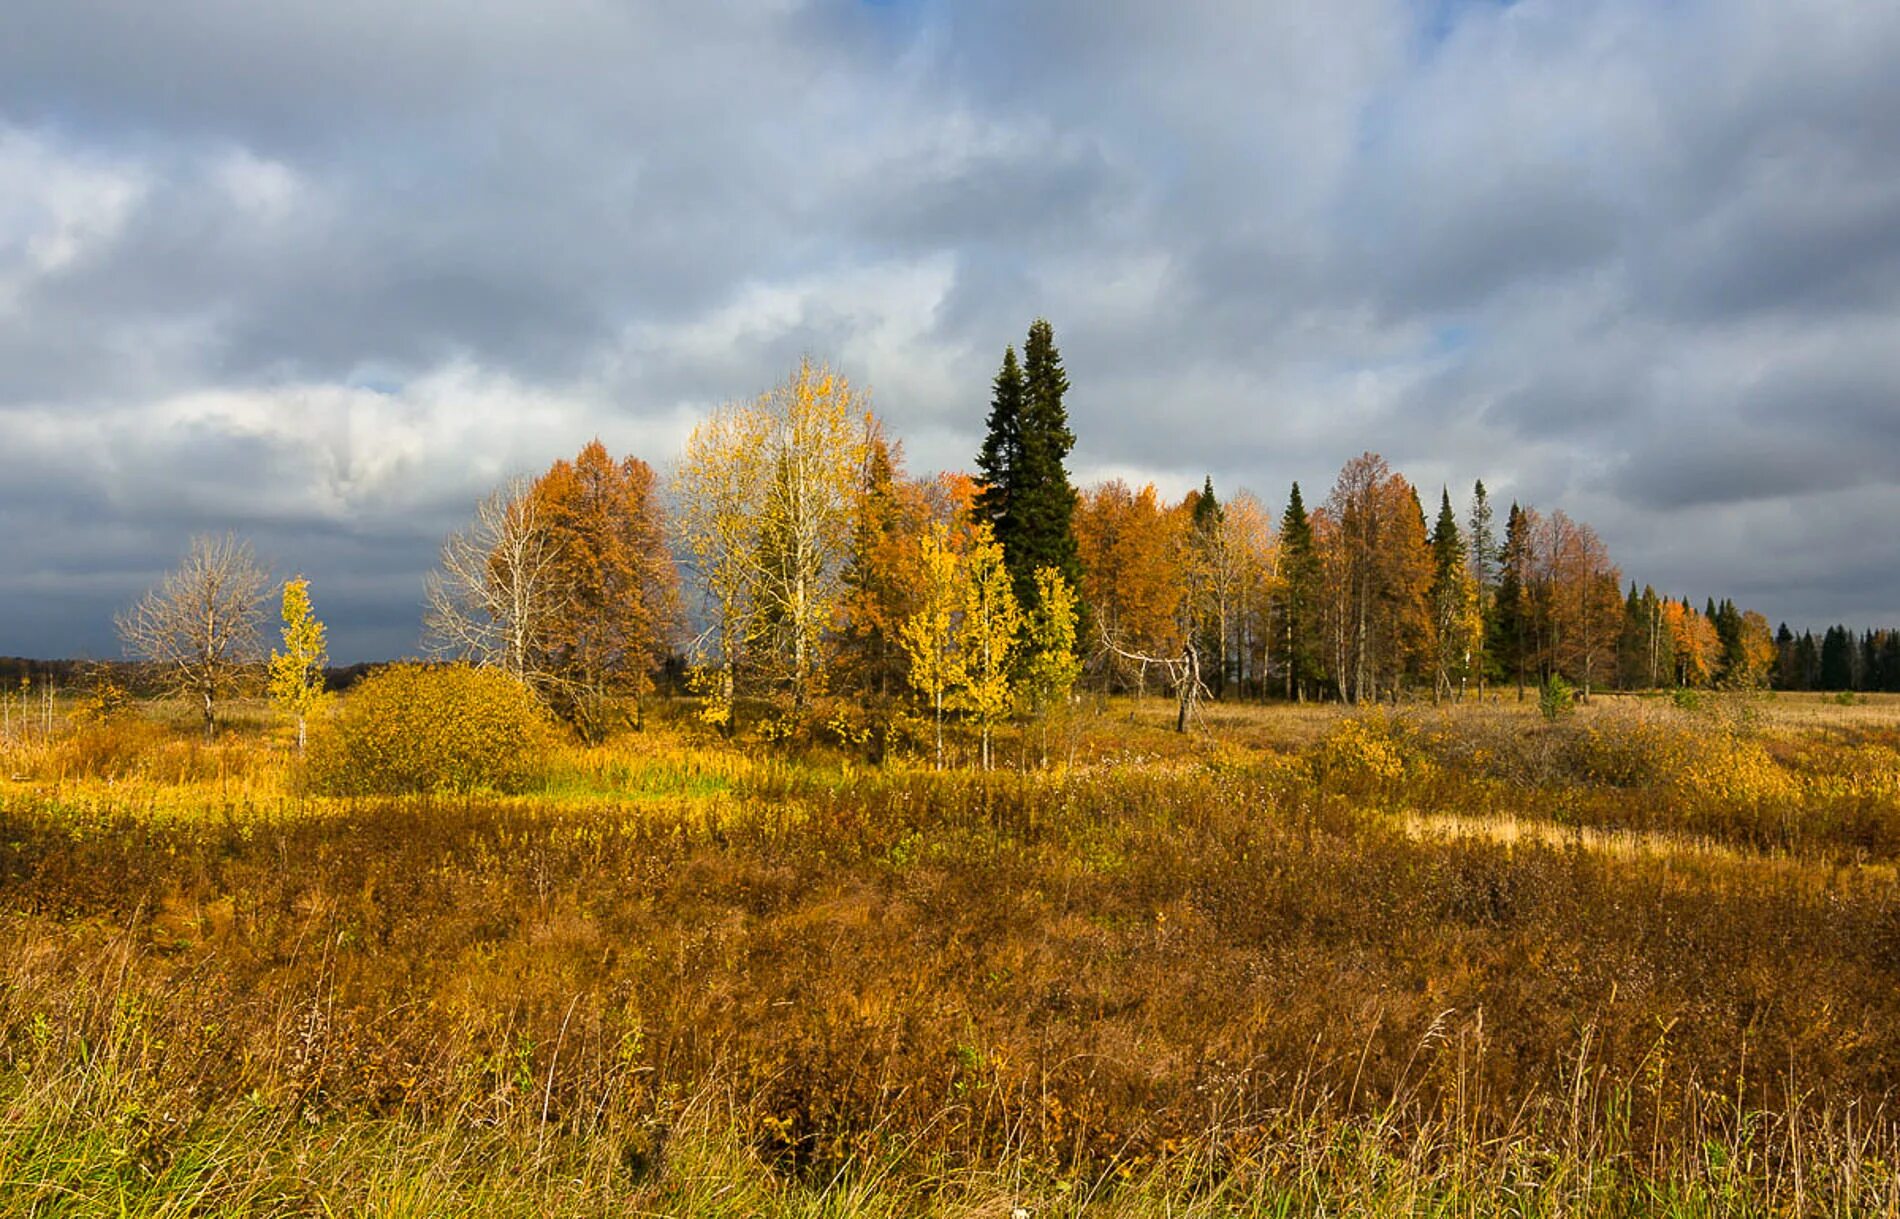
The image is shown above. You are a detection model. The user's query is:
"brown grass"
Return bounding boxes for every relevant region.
[2,691,1899,1214]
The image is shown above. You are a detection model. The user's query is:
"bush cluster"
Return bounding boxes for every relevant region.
[307,663,554,795]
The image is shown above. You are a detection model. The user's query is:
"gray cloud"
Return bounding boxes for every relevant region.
[2,0,1899,660]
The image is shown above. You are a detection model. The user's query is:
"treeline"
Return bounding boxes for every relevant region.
[1774,624,1900,693]
[106,320,1887,745]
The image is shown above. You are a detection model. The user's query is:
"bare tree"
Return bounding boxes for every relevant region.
[423,479,566,686]
[116,533,270,738]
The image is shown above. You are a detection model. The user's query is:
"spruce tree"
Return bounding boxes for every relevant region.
[973,346,1025,542]
[1795,631,1820,689]
[1428,489,1474,701]
[1010,318,1084,610]
[1468,480,1497,588]
[975,320,1083,630]
[1820,625,1853,690]
[1276,482,1321,700]
[1617,583,1646,690]
[1189,476,1225,696]
[1495,503,1530,697]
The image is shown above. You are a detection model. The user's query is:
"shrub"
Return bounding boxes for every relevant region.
[308,663,555,795]
[1538,674,1576,721]
[1311,712,1427,801]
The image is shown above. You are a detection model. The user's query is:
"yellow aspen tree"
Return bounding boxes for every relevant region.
[899,520,962,768]
[268,575,328,752]
[1020,566,1081,714]
[1019,566,1081,767]
[674,359,871,728]
[951,526,1021,772]
[674,400,770,731]
[751,359,871,709]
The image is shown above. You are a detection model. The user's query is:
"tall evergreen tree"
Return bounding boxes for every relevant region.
[1820,625,1853,690]
[1773,622,1797,690]
[1275,482,1321,701]
[973,346,1025,542]
[1428,488,1476,701]
[1468,480,1497,589]
[1617,583,1646,690]
[1188,476,1226,696]
[1795,631,1821,690]
[1009,319,1084,611]
[1494,503,1531,697]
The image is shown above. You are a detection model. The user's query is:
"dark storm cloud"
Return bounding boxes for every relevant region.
[3,0,1899,659]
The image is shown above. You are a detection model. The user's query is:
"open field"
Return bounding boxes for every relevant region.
[3,692,1900,1215]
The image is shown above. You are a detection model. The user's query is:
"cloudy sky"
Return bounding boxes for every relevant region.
[2,0,1897,661]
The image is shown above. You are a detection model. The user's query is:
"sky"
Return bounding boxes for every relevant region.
[2,0,1897,662]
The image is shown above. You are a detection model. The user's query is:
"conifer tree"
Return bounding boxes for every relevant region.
[977,320,1084,617]
[1275,482,1321,701]
[1495,503,1531,698]
[973,346,1024,545]
[1187,476,1226,695]
[1428,489,1478,702]
[1820,625,1853,690]
[1468,480,1498,589]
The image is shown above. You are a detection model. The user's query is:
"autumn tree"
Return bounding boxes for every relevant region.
[899,521,963,768]
[953,527,1022,771]
[1215,490,1277,698]
[1020,567,1082,713]
[1731,609,1778,689]
[1075,480,1188,694]
[673,400,771,729]
[268,575,327,752]
[1318,453,1432,703]
[673,359,871,725]
[530,440,679,739]
[425,479,565,685]
[1525,510,1622,696]
[118,533,270,739]
[839,428,932,697]
[1665,599,1722,687]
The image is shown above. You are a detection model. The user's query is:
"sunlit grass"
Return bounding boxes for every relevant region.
[2,688,1898,1214]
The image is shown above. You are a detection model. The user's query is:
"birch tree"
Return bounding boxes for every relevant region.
[424,479,565,687]
[117,533,269,738]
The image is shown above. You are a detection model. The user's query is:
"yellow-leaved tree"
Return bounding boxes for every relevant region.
[952,526,1021,772]
[268,575,328,752]
[1019,565,1081,767]
[899,521,963,769]
[673,359,871,730]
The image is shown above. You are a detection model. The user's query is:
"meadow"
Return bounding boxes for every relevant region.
[3,689,1899,1216]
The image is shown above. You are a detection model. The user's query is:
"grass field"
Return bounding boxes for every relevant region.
[3,690,1899,1215]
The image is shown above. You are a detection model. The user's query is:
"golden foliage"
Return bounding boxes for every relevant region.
[308,664,556,795]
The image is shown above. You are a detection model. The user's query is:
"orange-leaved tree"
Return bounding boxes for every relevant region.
[529,439,679,739]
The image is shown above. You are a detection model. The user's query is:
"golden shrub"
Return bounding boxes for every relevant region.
[1311,712,1426,795]
[307,663,555,795]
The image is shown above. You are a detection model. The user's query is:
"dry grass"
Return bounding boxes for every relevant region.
[2,690,1899,1215]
